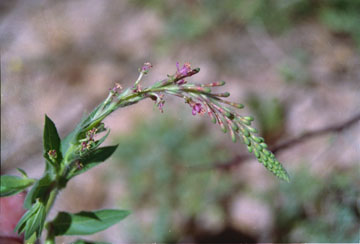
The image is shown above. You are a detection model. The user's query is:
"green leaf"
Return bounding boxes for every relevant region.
[43,115,62,159]
[71,239,110,244]
[0,175,35,197]
[93,129,110,149]
[15,199,46,240]
[67,145,118,179]
[51,209,130,236]
[61,104,103,154]
[16,168,28,177]
[24,173,53,209]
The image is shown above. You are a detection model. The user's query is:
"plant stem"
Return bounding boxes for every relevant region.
[45,188,59,213]
[44,188,59,244]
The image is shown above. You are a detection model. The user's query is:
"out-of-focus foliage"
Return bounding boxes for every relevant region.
[112,115,360,242]
[246,94,286,143]
[263,165,360,242]
[134,0,360,47]
[114,115,232,242]
[277,49,312,86]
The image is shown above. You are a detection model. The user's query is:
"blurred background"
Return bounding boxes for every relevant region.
[1,0,360,243]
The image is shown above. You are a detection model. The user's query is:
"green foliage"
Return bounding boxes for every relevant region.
[66,145,118,180]
[15,199,46,239]
[24,173,53,209]
[320,0,360,47]
[247,94,286,142]
[113,116,232,242]
[277,49,311,86]
[136,0,360,48]
[263,166,360,242]
[0,175,35,197]
[3,63,289,242]
[49,209,130,236]
[43,115,63,165]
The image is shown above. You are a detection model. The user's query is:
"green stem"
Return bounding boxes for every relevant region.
[44,187,59,244]
[45,188,59,213]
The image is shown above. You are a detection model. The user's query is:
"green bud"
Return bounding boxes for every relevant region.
[247,146,253,153]
[243,136,251,146]
[262,149,271,156]
[244,116,254,121]
[211,115,217,124]
[239,119,251,126]
[202,87,212,93]
[222,110,232,118]
[248,127,258,133]
[230,130,237,143]
[260,143,268,148]
[219,121,227,133]
[230,122,238,131]
[254,150,260,159]
[241,128,250,137]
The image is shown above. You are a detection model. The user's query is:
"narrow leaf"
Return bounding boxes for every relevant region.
[67,145,118,179]
[51,209,130,236]
[0,175,35,197]
[24,173,53,209]
[43,115,62,158]
[16,168,28,178]
[15,200,45,240]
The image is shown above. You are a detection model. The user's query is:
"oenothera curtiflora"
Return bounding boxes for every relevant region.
[0,62,289,243]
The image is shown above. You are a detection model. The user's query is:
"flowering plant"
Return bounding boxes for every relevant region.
[0,62,289,243]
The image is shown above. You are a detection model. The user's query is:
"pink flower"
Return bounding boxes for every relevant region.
[191,103,204,116]
[176,62,191,85]
[141,62,152,73]
[176,62,191,76]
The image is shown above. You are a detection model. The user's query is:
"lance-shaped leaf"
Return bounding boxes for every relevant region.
[0,175,35,197]
[50,209,130,236]
[61,104,104,154]
[67,145,118,179]
[24,173,53,209]
[43,115,63,168]
[15,199,46,240]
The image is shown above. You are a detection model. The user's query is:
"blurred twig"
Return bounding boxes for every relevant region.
[204,112,360,171]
